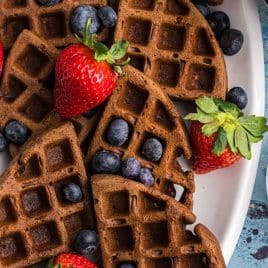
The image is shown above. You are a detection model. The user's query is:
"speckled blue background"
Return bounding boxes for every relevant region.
[229,1,268,267]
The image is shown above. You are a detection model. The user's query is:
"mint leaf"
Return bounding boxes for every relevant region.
[202,121,220,136]
[214,98,243,118]
[213,127,227,156]
[224,124,237,153]
[235,127,251,160]
[109,40,129,60]
[239,116,268,137]
[196,97,219,114]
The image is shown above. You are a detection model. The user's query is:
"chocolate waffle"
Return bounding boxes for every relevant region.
[86,65,194,209]
[0,122,94,267]
[0,29,99,157]
[0,0,110,51]
[92,174,226,268]
[114,0,227,100]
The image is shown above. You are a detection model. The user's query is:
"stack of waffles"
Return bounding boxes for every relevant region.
[0,0,228,267]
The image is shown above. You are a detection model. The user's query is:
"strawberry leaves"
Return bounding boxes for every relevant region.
[185,97,268,159]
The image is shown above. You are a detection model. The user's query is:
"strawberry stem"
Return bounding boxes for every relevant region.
[75,18,130,74]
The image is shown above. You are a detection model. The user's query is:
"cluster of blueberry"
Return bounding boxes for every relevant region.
[193,0,243,56]
[0,120,29,152]
[91,118,164,187]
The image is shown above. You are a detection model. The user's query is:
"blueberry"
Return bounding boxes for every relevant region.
[192,0,210,17]
[141,138,163,162]
[106,119,129,146]
[98,6,117,28]
[227,87,248,110]
[62,182,83,203]
[91,150,121,174]
[139,168,154,187]
[119,264,136,268]
[0,133,8,152]
[37,0,60,6]
[4,121,28,145]
[220,29,244,56]
[71,5,101,36]
[121,157,141,179]
[207,11,230,38]
[73,230,99,255]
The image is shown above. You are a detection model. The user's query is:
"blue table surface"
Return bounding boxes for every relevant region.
[228,1,268,267]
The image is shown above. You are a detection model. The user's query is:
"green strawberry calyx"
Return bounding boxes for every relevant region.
[75,18,130,75]
[185,97,268,160]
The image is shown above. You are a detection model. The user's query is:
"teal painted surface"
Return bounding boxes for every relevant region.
[229,1,268,267]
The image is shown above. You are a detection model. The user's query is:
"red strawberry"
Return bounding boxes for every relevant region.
[51,253,97,268]
[190,121,241,173]
[0,41,4,77]
[54,18,129,118]
[185,97,268,174]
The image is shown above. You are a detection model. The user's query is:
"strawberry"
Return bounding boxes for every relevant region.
[0,41,4,77]
[54,18,129,118]
[48,253,97,268]
[185,97,268,174]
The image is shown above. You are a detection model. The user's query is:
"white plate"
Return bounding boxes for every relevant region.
[0,0,265,266]
[189,0,265,265]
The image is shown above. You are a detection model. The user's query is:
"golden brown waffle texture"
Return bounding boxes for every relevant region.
[0,30,99,157]
[0,0,110,50]
[0,122,94,267]
[92,174,226,268]
[114,0,227,100]
[87,65,195,209]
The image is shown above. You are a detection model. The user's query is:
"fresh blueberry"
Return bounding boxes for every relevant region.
[98,6,117,28]
[106,119,129,146]
[91,150,121,174]
[73,230,99,255]
[119,264,136,268]
[0,133,8,152]
[192,0,210,17]
[220,29,244,56]
[62,182,83,203]
[139,168,154,187]
[207,11,230,38]
[141,138,163,162]
[37,0,60,6]
[227,87,248,110]
[4,121,28,145]
[71,5,101,36]
[121,157,141,179]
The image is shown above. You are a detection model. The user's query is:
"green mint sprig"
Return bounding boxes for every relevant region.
[185,97,268,159]
[75,18,130,74]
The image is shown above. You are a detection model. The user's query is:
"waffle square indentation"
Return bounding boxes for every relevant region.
[3,0,28,8]
[106,226,134,252]
[17,45,50,77]
[158,24,186,51]
[141,193,166,213]
[19,94,53,123]
[145,258,173,267]
[129,0,156,10]
[16,154,42,179]
[153,59,181,87]
[0,198,17,226]
[29,221,61,251]
[40,12,67,39]
[128,54,146,72]
[4,75,27,103]
[103,191,130,219]
[195,28,215,56]
[165,0,189,15]
[46,139,75,171]
[154,101,175,131]
[118,82,149,115]
[141,221,169,249]
[21,187,50,216]
[187,64,216,92]
[0,233,27,265]
[124,18,151,45]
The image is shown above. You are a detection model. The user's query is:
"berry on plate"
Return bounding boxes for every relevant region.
[0,41,4,77]
[192,0,210,17]
[73,230,99,255]
[48,253,97,268]
[141,138,163,162]
[62,182,83,203]
[0,133,8,152]
[106,118,129,146]
[121,157,141,179]
[227,87,248,110]
[4,120,28,145]
[139,168,154,187]
[98,6,117,27]
[220,28,244,55]
[54,18,129,118]
[207,11,230,38]
[185,97,268,174]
